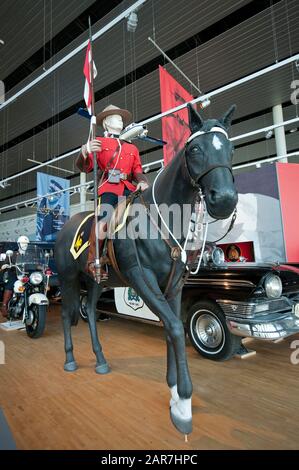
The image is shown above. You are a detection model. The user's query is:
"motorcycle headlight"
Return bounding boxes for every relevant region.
[14,280,25,293]
[211,247,225,266]
[264,274,282,299]
[29,272,43,285]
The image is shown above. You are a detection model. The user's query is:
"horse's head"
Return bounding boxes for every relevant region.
[185,103,238,219]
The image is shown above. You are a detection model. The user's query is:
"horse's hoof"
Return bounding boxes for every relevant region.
[64,361,78,372]
[95,362,110,374]
[170,408,192,435]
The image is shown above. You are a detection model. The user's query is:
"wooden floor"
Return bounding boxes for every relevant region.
[1,304,299,450]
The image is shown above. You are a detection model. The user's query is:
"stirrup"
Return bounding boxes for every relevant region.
[87,262,108,283]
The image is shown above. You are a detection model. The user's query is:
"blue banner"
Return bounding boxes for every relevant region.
[36,172,70,241]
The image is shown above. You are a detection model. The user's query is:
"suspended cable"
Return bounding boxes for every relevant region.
[0,0,148,111]
[123,22,127,110]
[270,0,279,63]
[151,0,156,42]
[284,0,298,118]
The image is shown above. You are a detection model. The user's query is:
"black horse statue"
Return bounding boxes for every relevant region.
[54,104,238,435]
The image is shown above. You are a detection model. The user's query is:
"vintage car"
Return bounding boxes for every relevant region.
[80,244,299,361]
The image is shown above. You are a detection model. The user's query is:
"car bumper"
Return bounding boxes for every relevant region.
[226,311,299,340]
[218,299,299,340]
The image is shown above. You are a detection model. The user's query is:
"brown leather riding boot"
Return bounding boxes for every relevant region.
[1,289,13,318]
[86,221,108,283]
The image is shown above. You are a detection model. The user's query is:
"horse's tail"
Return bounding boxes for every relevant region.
[71,307,80,326]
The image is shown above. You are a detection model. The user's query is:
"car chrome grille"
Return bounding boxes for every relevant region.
[217,297,292,319]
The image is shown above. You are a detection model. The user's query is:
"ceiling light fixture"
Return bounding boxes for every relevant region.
[127,11,138,32]
[198,98,211,110]
[0,180,10,189]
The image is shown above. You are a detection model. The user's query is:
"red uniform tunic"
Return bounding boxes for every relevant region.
[81,137,143,196]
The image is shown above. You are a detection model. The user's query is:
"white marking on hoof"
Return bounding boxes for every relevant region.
[212,134,222,150]
[170,384,179,407]
[171,397,192,422]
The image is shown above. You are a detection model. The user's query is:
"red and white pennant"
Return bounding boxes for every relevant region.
[83,40,97,115]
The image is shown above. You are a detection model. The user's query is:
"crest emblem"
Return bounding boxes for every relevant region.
[226,244,241,262]
[74,232,84,252]
[124,287,144,311]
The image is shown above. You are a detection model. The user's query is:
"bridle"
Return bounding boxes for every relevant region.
[127,126,238,297]
[149,127,236,263]
[183,126,237,247]
[182,126,234,190]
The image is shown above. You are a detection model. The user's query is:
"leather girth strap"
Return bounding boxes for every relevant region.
[105,192,188,299]
[105,190,143,287]
[106,239,128,286]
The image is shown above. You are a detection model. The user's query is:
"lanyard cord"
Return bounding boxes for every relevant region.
[97,138,122,191]
[152,166,187,263]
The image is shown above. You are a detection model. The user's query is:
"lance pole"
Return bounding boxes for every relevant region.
[88,16,100,272]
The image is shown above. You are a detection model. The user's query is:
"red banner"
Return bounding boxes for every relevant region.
[159,66,194,165]
[277,163,299,262]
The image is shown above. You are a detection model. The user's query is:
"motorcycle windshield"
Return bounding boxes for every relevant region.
[15,246,47,273]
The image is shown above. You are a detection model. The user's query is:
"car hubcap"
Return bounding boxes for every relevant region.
[81,296,87,318]
[195,313,223,348]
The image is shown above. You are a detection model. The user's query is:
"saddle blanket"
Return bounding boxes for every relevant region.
[70,202,132,260]
[70,213,94,260]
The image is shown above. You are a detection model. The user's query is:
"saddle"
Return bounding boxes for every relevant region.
[105,191,141,284]
[107,197,131,239]
[70,192,139,284]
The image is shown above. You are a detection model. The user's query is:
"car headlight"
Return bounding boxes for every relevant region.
[211,247,225,266]
[264,274,282,299]
[29,272,43,285]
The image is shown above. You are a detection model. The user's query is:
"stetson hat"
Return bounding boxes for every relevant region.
[96,104,132,127]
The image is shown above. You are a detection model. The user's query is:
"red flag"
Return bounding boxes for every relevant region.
[159,66,194,166]
[83,41,97,115]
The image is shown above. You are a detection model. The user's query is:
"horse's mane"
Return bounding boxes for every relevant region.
[167,117,227,167]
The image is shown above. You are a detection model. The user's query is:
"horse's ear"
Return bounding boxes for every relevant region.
[187,103,203,133]
[220,104,236,130]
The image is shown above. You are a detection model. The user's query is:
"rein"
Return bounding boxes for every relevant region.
[208,208,237,243]
[139,194,188,299]
[108,127,236,299]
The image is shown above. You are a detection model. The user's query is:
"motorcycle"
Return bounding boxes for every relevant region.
[1,245,52,338]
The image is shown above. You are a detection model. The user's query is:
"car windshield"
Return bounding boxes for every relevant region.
[15,245,49,273]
